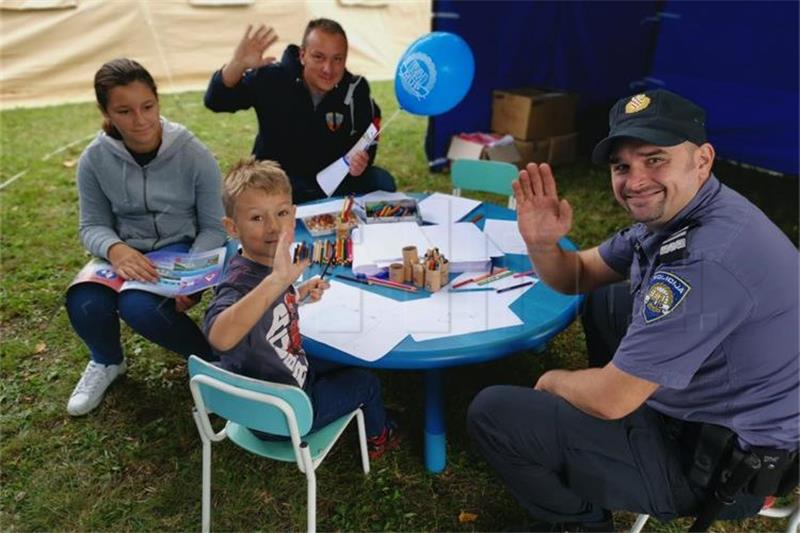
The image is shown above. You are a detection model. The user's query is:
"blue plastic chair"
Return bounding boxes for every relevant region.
[451,158,520,209]
[187,356,370,533]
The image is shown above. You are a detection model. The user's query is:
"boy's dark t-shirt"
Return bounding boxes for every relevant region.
[203,254,313,390]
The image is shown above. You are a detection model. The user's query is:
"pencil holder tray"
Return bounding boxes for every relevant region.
[363,199,421,224]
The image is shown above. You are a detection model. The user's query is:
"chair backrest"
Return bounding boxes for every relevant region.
[451,159,519,198]
[188,355,313,437]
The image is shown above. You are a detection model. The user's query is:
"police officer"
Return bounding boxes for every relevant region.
[205,18,396,204]
[467,89,799,530]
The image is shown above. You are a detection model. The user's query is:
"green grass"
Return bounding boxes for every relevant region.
[1,82,796,532]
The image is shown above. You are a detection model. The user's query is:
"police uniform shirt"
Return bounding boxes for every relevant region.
[598,175,799,451]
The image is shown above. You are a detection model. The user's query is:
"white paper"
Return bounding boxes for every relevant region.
[356,190,411,203]
[299,280,408,362]
[352,221,504,276]
[295,199,345,219]
[316,124,379,197]
[420,223,504,262]
[408,270,538,341]
[418,192,481,225]
[351,222,431,275]
[483,219,528,255]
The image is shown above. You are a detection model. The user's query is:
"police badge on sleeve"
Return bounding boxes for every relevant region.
[643,271,692,323]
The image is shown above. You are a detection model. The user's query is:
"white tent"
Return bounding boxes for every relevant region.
[0,0,431,109]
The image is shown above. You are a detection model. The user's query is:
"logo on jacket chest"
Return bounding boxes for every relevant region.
[325,112,345,132]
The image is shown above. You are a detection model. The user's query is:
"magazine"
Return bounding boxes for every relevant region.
[69,246,228,298]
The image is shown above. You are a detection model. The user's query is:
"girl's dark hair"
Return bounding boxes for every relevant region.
[94,58,158,138]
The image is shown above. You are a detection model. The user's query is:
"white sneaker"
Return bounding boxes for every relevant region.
[66,360,127,416]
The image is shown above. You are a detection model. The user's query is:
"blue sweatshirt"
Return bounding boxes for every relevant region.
[76,118,226,259]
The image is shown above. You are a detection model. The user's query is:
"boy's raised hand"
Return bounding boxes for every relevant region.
[513,163,573,250]
[272,230,309,287]
[299,277,330,303]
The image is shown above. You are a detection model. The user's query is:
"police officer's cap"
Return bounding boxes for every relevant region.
[592,89,707,165]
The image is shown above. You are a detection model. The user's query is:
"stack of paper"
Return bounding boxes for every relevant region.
[417,192,481,225]
[351,222,503,276]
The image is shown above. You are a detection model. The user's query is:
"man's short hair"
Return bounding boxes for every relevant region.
[302,18,348,47]
[222,157,292,217]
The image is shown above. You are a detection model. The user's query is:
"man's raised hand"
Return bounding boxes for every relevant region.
[233,24,278,70]
[512,163,573,250]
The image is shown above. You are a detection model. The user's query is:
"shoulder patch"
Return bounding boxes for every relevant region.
[642,271,691,323]
[658,224,692,263]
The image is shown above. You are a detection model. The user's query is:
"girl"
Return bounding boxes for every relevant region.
[66,58,226,416]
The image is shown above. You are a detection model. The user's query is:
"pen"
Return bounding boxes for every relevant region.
[448,287,494,293]
[496,281,534,293]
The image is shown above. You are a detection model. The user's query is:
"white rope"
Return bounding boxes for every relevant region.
[0,132,95,191]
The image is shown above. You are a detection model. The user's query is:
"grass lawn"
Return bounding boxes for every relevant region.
[1,81,797,532]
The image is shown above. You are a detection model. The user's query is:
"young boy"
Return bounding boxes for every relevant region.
[204,158,397,458]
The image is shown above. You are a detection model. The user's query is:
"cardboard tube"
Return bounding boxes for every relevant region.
[412,263,425,287]
[402,245,419,266]
[403,263,412,282]
[424,267,441,292]
[389,263,405,283]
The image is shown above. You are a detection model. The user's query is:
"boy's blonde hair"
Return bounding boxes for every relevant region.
[222,157,292,217]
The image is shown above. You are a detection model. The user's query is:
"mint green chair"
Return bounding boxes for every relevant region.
[451,158,520,209]
[188,356,370,533]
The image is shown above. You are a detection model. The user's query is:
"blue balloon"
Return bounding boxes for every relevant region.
[395,32,475,116]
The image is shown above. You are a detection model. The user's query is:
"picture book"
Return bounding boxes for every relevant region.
[69,246,228,298]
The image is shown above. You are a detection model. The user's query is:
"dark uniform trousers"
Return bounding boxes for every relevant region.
[467,282,763,525]
[293,165,397,205]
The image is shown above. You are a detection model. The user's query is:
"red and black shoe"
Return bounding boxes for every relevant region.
[367,420,400,460]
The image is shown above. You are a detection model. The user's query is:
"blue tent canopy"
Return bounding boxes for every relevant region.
[427,1,799,175]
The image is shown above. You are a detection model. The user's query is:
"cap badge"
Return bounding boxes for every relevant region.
[625,94,651,114]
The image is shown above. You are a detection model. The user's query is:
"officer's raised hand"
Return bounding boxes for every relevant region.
[222,24,279,87]
[513,162,573,251]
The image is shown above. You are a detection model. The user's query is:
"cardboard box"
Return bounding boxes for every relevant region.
[446,133,521,164]
[514,132,578,168]
[491,88,578,141]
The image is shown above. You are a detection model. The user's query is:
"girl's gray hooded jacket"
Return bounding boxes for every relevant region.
[77,118,226,259]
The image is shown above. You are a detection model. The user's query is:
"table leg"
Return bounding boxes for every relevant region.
[424,369,446,473]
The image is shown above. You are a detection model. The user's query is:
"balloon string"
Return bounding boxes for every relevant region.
[365,108,402,150]
[378,108,402,135]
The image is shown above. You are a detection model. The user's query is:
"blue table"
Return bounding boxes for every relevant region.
[296,201,582,472]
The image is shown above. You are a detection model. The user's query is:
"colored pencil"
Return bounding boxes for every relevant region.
[496,281,534,293]
[448,287,494,293]
[452,267,509,289]
[335,274,370,286]
[513,269,537,278]
[319,253,334,280]
[365,276,418,292]
[476,270,514,286]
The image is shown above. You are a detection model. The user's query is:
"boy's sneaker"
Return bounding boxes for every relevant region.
[367,419,401,460]
[66,360,127,416]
